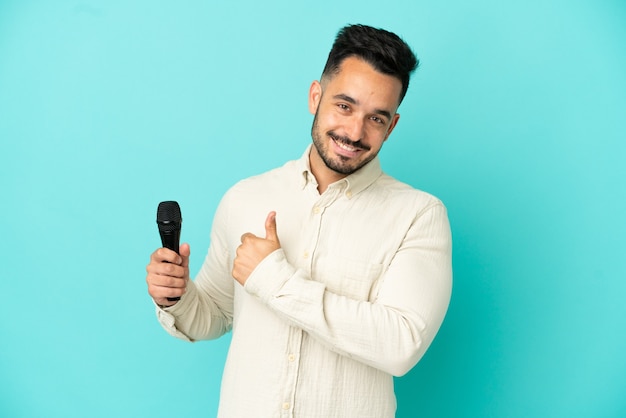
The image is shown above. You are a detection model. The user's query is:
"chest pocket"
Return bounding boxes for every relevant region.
[314,256,384,301]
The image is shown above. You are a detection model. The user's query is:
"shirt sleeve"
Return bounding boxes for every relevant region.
[244,202,452,377]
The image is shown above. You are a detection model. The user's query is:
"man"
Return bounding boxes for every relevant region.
[146,24,452,418]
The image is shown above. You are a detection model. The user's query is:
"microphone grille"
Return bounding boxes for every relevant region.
[157,201,182,224]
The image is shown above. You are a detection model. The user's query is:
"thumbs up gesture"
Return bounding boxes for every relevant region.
[232,211,282,285]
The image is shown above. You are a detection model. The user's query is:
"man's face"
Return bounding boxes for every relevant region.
[309,56,402,178]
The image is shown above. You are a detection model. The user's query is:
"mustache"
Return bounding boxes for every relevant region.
[328,131,371,151]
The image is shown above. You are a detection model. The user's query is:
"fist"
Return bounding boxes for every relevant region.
[232,212,281,285]
[146,243,190,307]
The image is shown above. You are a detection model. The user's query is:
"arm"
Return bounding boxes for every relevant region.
[237,203,452,376]
[149,197,235,342]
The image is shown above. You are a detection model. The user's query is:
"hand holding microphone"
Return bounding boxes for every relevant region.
[146,201,190,307]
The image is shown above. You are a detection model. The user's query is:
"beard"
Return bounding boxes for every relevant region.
[310,111,375,176]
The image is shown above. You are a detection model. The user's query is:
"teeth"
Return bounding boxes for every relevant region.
[334,139,358,152]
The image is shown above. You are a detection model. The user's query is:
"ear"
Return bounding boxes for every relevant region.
[384,113,401,142]
[308,80,322,115]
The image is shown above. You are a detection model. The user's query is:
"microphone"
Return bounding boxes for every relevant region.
[156,201,182,302]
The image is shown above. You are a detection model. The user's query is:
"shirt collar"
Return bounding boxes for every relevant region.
[297,145,382,199]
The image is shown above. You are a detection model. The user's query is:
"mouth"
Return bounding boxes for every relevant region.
[329,133,369,158]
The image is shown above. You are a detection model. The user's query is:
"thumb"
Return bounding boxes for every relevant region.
[264,211,279,243]
[179,243,191,267]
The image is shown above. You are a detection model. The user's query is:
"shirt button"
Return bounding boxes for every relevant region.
[288,354,295,362]
[282,402,290,410]
[346,191,353,198]
[303,251,309,259]
[313,206,321,214]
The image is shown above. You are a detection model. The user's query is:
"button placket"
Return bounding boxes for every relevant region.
[304,186,342,267]
[281,328,302,417]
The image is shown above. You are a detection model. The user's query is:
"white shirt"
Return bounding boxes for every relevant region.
[156,146,453,417]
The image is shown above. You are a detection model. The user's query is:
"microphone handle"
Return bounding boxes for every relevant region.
[160,230,181,302]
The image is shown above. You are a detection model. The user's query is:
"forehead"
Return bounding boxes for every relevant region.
[322,56,402,110]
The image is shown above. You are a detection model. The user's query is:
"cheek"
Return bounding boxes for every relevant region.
[364,124,389,143]
[316,108,342,129]
[369,139,386,153]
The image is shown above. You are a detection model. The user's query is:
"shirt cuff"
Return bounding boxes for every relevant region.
[153,281,198,342]
[244,249,295,303]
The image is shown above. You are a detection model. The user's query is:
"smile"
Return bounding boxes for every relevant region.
[329,133,369,158]
[334,138,360,152]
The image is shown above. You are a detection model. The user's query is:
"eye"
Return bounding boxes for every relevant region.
[370,116,385,125]
[337,103,350,111]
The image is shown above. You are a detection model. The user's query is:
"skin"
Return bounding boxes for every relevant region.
[146,56,404,304]
[146,243,190,307]
[309,56,402,194]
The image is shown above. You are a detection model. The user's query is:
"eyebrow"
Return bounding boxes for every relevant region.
[332,94,393,120]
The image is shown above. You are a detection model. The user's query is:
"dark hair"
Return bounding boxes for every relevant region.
[321,24,419,104]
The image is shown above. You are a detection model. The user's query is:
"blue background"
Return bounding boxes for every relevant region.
[1,1,625,417]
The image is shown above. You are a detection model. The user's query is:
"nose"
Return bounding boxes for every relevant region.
[344,115,365,142]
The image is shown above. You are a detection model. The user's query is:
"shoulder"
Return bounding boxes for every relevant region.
[372,173,446,215]
[215,158,301,223]
[228,159,300,195]
[215,160,300,211]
